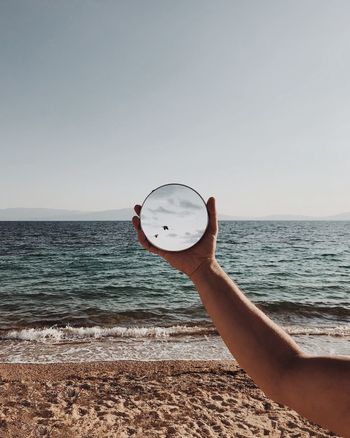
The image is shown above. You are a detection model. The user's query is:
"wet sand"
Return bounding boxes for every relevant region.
[0,360,340,437]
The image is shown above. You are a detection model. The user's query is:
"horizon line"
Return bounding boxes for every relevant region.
[0,207,350,221]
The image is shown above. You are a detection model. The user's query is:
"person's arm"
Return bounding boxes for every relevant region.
[132,197,350,437]
[190,259,350,437]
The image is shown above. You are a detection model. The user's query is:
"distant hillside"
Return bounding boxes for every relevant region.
[0,208,349,221]
[60,209,134,221]
[323,212,350,220]
[220,213,350,221]
[253,213,350,221]
[252,214,313,220]
[0,208,134,221]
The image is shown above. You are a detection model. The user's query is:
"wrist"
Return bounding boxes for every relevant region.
[188,258,221,283]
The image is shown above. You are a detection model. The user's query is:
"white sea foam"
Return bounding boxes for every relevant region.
[285,325,350,337]
[1,324,349,343]
[2,325,216,342]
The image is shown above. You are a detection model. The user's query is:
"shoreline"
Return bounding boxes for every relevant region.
[0,360,339,437]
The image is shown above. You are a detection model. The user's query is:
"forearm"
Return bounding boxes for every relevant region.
[190,259,350,436]
[283,356,350,436]
[190,259,303,399]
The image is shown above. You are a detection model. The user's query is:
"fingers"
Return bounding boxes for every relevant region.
[132,204,142,230]
[132,215,140,230]
[132,215,159,255]
[207,196,218,235]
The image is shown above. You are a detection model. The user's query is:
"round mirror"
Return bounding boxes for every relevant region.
[140,183,209,252]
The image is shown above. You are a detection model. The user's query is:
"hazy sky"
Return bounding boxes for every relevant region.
[1,1,350,216]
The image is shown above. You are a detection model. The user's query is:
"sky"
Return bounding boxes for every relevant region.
[1,0,350,216]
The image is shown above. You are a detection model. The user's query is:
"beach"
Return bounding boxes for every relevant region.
[0,360,339,437]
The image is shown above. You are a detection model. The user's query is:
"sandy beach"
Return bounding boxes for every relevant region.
[0,360,340,438]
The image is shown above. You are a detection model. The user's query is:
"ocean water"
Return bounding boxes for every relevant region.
[0,221,349,363]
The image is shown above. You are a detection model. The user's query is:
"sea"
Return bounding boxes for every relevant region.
[0,221,349,363]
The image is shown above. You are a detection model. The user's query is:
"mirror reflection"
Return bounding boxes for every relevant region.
[140,184,208,252]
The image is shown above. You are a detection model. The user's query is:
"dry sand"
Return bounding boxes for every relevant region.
[0,360,340,438]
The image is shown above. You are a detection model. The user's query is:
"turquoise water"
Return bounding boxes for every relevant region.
[0,221,349,362]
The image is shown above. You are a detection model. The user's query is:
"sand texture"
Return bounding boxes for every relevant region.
[0,360,340,438]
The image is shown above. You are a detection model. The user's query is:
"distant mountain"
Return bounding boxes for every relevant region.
[0,208,134,221]
[221,212,350,220]
[218,214,313,220]
[0,208,349,221]
[0,208,81,221]
[218,213,247,220]
[322,212,350,220]
[253,212,350,221]
[59,208,134,221]
[252,214,314,221]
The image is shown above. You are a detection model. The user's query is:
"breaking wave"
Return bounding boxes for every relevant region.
[0,325,216,342]
[1,324,349,343]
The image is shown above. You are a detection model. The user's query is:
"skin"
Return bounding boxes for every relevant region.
[132,197,350,437]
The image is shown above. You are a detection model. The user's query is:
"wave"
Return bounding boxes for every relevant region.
[0,324,349,343]
[285,326,350,337]
[0,325,217,342]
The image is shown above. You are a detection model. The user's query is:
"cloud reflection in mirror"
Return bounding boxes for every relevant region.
[140,184,208,252]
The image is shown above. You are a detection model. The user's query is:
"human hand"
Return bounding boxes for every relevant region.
[131,197,218,278]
